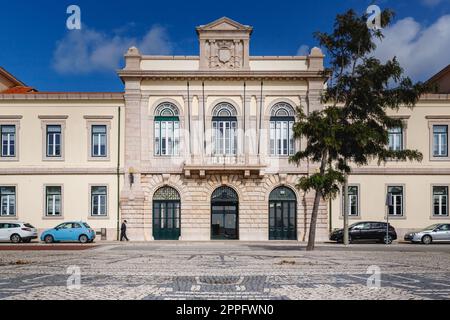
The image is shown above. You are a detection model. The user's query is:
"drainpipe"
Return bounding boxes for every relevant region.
[116,105,121,241]
[257,81,263,155]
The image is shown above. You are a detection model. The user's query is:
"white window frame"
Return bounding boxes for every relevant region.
[433,125,448,157]
[270,120,295,156]
[341,185,360,217]
[387,186,404,217]
[212,120,237,156]
[432,186,449,217]
[388,127,403,151]
[1,125,16,157]
[45,186,62,217]
[90,185,108,217]
[0,186,16,217]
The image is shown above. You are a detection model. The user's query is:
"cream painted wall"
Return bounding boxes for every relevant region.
[0,174,121,230]
[331,174,450,235]
[0,101,124,169]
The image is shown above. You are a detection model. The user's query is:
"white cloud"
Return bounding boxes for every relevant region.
[373,15,450,81]
[53,25,172,74]
[296,45,310,56]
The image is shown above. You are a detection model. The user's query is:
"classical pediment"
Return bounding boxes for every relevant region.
[196,17,253,33]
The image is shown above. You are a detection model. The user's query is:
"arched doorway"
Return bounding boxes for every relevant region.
[269,186,297,240]
[152,186,181,240]
[211,186,239,240]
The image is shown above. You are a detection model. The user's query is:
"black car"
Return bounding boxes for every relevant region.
[330,221,397,244]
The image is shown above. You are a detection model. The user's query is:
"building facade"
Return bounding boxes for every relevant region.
[0,17,449,241]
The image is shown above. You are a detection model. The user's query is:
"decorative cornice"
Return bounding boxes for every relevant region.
[0,115,23,119]
[425,115,450,120]
[38,115,69,120]
[0,168,124,175]
[0,92,124,101]
[118,70,326,81]
[83,115,114,120]
[351,167,450,175]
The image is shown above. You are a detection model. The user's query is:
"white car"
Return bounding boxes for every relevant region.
[0,222,38,243]
[404,223,450,244]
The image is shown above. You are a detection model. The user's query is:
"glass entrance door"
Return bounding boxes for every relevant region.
[211,204,238,240]
[153,200,180,240]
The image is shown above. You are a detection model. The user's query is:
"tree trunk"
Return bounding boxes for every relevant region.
[306,152,328,251]
[343,173,349,245]
[306,189,322,251]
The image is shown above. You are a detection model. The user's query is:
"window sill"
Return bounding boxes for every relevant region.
[338,215,361,220]
[430,215,450,219]
[386,215,407,220]
[42,216,64,220]
[0,216,18,220]
[0,157,19,162]
[88,215,110,220]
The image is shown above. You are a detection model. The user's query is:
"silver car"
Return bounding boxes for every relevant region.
[404,223,450,244]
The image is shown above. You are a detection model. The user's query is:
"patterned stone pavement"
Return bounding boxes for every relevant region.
[0,242,449,300]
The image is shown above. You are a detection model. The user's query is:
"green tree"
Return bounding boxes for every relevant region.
[291,9,426,251]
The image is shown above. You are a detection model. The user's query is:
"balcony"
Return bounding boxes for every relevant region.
[183,155,266,177]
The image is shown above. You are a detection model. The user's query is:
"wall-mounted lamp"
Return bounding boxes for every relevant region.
[129,167,135,187]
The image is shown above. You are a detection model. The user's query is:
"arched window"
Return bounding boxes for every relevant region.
[212,103,238,156]
[154,102,180,156]
[269,102,296,156]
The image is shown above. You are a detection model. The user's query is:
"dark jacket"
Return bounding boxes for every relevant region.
[121,223,127,232]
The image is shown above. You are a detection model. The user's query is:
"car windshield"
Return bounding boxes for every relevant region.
[423,224,439,231]
[83,223,91,229]
[24,223,35,228]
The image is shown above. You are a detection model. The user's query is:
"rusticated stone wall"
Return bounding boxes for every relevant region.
[120,173,328,242]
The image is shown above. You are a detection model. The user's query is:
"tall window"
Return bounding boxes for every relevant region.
[433,186,448,216]
[433,125,448,157]
[212,103,238,156]
[46,125,62,157]
[0,186,16,216]
[387,186,404,216]
[91,186,107,216]
[270,103,295,156]
[343,186,359,216]
[388,127,403,151]
[91,125,107,157]
[154,103,180,156]
[1,125,16,157]
[46,186,62,216]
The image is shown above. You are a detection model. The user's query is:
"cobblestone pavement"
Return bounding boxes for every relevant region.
[0,242,449,300]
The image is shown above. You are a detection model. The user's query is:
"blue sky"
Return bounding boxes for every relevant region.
[0,0,449,92]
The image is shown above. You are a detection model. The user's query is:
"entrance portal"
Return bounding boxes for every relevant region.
[152,186,181,240]
[211,186,239,240]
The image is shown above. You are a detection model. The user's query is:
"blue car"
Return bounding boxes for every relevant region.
[41,221,95,244]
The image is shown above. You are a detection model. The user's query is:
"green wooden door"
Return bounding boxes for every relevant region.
[152,186,181,240]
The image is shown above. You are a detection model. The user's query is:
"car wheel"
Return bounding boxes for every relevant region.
[79,235,88,244]
[44,235,54,244]
[422,235,432,245]
[10,234,21,244]
[383,235,393,244]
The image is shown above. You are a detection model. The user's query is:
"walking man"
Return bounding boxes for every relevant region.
[120,220,129,241]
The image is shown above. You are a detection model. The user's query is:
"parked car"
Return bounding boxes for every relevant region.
[404,223,450,244]
[0,222,38,243]
[40,222,95,244]
[330,221,397,244]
